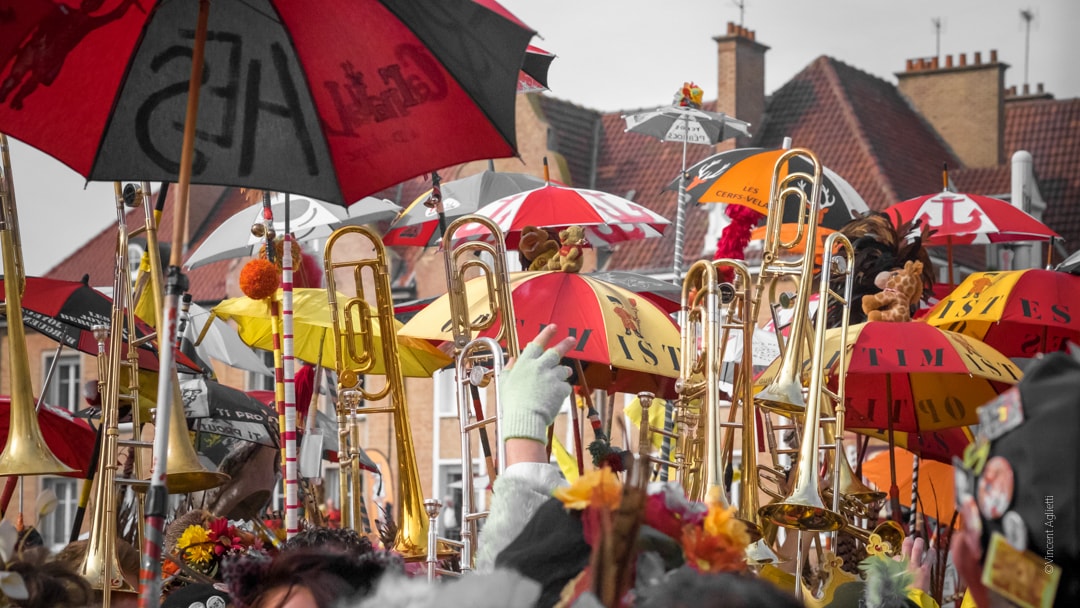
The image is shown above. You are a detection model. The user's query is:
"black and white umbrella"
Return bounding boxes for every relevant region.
[623,102,751,281]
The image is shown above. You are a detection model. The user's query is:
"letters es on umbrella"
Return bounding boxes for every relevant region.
[923,269,1080,358]
[0,0,535,206]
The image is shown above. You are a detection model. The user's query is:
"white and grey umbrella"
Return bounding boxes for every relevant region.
[184,196,400,269]
[623,104,751,282]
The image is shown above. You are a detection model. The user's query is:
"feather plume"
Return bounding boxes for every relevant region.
[858,554,914,608]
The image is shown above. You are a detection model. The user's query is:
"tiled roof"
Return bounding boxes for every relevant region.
[596,102,724,274]
[604,56,962,273]
[1004,97,1080,254]
[537,96,603,188]
[952,166,1011,196]
[46,186,251,302]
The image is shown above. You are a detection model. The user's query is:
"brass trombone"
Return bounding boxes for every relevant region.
[0,133,74,477]
[81,182,227,604]
[752,150,827,415]
[669,259,723,503]
[440,214,519,570]
[324,225,444,559]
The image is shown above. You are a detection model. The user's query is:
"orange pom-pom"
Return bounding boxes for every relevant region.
[239,258,280,300]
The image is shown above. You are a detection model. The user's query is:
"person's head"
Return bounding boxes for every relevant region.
[225,547,401,608]
[282,526,373,555]
[635,567,803,608]
[54,537,141,592]
[954,352,1080,607]
[4,547,93,608]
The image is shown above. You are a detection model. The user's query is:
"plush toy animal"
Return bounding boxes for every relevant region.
[518,225,560,271]
[547,225,586,273]
[862,260,924,323]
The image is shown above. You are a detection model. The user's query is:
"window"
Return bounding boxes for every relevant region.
[40,477,78,551]
[433,368,457,417]
[127,243,145,279]
[247,351,276,392]
[44,353,81,412]
[435,461,484,541]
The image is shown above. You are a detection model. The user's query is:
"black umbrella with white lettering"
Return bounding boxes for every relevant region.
[180,377,278,449]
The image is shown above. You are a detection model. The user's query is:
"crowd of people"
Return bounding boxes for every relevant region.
[0,324,1075,608]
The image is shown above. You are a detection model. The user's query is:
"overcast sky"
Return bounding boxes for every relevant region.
[8,0,1077,275]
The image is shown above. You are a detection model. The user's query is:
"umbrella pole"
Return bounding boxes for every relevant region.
[281,193,300,539]
[140,1,209,605]
[569,389,585,476]
[671,123,691,284]
[910,454,920,536]
[947,236,955,289]
[886,376,902,525]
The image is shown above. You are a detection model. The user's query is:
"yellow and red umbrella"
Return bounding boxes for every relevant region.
[853,425,974,465]
[754,321,1021,432]
[399,271,681,379]
[209,288,451,378]
[923,269,1080,357]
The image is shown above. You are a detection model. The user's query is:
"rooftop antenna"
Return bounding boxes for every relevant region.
[931,17,943,59]
[732,0,746,27]
[1020,8,1035,87]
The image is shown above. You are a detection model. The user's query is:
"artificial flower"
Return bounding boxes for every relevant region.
[554,468,622,511]
[643,482,707,539]
[178,525,214,566]
[680,506,750,574]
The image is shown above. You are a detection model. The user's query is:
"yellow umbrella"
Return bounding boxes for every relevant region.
[208,288,450,378]
[400,271,681,379]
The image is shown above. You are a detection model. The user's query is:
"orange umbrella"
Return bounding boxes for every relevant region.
[863,447,957,525]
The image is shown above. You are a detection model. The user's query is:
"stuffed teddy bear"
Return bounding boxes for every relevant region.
[861,260,924,323]
[517,225,560,271]
[547,225,586,273]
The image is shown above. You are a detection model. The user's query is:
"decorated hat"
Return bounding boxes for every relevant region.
[162,582,231,608]
[957,350,1080,607]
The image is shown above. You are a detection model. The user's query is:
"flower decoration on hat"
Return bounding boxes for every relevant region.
[168,516,271,582]
[674,82,704,109]
[554,467,623,511]
[680,504,751,574]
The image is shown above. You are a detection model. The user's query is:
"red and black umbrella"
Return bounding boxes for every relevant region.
[0,0,533,206]
[0,275,201,373]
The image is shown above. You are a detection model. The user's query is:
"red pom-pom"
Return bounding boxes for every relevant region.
[239,258,280,300]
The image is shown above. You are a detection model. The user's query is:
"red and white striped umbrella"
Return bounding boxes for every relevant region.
[889,191,1057,245]
[450,183,670,248]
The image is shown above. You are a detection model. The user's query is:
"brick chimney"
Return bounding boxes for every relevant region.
[896,50,1008,168]
[714,22,768,150]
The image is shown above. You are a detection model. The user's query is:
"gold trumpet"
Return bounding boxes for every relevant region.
[0,133,74,476]
[440,215,519,570]
[324,225,444,559]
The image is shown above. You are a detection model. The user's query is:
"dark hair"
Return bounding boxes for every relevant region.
[634,568,803,608]
[226,547,401,608]
[5,547,93,608]
[54,538,141,589]
[282,526,373,555]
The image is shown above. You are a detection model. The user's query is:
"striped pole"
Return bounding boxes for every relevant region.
[282,227,299,538]
[909,454,920,536]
